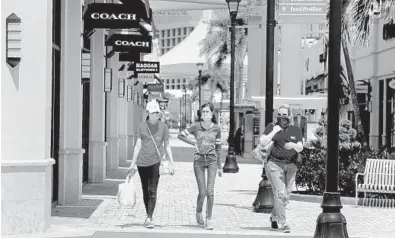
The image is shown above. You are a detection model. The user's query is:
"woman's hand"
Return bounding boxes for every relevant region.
[284,142,296,150]
[169,161,175,175]
[218,168,223,177]
[126,166,137,176]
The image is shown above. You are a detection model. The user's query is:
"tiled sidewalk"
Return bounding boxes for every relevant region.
[46,160,395,238]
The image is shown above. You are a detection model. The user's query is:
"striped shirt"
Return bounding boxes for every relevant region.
[178,122,222,168]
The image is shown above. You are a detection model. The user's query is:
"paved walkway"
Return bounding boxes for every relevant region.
[10,139,395,238]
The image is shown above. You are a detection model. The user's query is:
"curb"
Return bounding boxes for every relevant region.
[290,193,358,206]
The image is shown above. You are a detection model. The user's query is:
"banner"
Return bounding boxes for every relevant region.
[106,34,152,53]
[84,3,139,32]
[132,61,160,73]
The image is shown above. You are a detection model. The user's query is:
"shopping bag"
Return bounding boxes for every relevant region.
[159,157,171,175]
[252,141,274,163]
[117,175,136,208]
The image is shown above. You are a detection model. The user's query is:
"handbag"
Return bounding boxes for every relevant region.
[117,174,137,208]
[252,141,274,163]
[145,123,171,175]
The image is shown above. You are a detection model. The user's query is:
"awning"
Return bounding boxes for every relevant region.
[250,96,328,109]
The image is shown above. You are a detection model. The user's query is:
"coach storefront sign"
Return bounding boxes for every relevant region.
[106,34,152,53]
[84,3,139,32]
[134,61,160,73]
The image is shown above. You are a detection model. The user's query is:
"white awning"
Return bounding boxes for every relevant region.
[150,0,233,11]
[250,95,328,109]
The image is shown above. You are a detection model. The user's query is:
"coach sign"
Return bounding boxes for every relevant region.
[84,3,139,32]
[106,34,152,53]
[133,61,160,73]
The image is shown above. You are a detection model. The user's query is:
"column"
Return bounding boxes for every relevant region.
[106,51,119,171]
[118,68,128,166]
[369,17,380,148]
[280,24,303,96]
[127,79,136,158]
[58,0,84,204]
[89,29,107,182]
[246,14,265,99]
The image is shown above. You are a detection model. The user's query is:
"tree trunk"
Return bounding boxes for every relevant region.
[342,40,367,147]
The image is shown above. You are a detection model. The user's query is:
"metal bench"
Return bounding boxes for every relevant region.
[355,159,395,207]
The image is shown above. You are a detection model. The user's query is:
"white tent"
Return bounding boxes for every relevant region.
[149,0,243,11]
[160,10,248,77]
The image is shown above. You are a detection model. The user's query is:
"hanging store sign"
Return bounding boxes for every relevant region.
[278,0,328,24]
[138,73,155,83]
[119,52,140,62]
[106,34,152,53]
[133,61,160,73]
[147,83,164,92]
[83,3,140,32]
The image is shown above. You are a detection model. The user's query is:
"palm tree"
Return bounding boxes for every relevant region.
[333,0,395,147]
[199,11,248,104]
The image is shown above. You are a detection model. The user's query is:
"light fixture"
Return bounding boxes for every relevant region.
[104,68,112,92]
[81,52,91,79]
[226,0,241,17]
[196,62,204,71]
[118,78,125,98]
[6,13,21,68]
[127,85,133,102]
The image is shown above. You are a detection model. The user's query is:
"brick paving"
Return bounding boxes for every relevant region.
[33,136,395,238]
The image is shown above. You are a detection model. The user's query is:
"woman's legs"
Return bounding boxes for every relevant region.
[137,166,150,215]
[147,163,160,219]
[205,163,218,220]
[194,165,206,215]
[266,161,287,225]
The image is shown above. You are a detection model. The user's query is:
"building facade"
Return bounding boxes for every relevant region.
[1,0,156,236]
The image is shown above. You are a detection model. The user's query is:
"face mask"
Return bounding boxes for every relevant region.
[277,116,290,128]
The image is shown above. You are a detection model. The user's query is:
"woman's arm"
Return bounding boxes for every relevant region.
[177,125,197,146]
[259,124,282,146]
[215,130,222,169]
[164,139,174,163]
[129,138,141,169]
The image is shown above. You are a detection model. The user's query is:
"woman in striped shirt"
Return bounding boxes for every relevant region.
[178,102,222,230]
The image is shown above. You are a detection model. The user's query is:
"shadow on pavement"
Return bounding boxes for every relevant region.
[115,223,164,229]
[215,203,253,211]
[228,189,258,195]
[51,199,103,219]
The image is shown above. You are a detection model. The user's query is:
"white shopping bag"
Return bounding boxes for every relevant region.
[117,175,136,208]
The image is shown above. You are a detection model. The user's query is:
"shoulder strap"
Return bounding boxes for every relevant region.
[145,122,162,162]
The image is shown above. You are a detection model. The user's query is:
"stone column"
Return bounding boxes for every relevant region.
[106,50,119,171]
[58,0,84,204]
[127,79,136,158]
[369,17,380,149]
[89,29,107,182]
[118,68,128,166]
[280,24,303,96]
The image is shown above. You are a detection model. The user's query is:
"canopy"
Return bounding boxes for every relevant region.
[149,0,235,11]
[250,96,328,109]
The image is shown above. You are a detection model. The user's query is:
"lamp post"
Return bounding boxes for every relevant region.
[314,0,348,237]
[252,0,276,214]
[222,0,241,173]
[197,63,204,108]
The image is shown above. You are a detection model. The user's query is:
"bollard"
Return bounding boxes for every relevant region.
[253,167,274,213]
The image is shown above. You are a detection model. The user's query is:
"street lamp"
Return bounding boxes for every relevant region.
[252,0,277,214]
[196,62,204,108]
[222,0,241,173]
[314,0,348,237]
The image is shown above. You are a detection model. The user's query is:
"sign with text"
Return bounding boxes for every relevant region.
[278,0,328,23]
[138,73,154,83]
[201,89,212,103]
[106,34,152,53]
[134,61,160,73]
[83,3,139,32]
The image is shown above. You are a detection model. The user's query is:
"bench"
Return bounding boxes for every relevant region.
[355,159,395,207]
